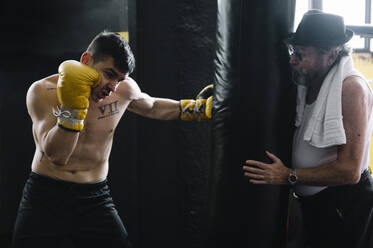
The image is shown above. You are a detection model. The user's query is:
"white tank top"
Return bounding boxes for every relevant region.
[292,99,372,196]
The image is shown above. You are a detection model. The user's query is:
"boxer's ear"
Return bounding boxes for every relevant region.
[80,52,93,65]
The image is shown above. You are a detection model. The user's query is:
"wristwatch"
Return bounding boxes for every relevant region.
[288,169,298,185]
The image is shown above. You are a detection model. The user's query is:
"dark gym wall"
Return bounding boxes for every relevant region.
[209,0,296,247]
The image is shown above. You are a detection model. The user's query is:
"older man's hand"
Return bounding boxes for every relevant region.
[243,151,290,185]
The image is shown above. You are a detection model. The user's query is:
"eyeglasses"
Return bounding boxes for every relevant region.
[287,45,307,62]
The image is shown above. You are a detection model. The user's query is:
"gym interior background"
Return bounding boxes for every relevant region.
[1,0,373,248]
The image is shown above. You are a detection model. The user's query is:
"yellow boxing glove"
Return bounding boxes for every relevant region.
[179,84,213,122]
[55,60,101,131]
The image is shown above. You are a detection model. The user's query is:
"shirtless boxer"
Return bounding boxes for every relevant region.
[11,31,212,248]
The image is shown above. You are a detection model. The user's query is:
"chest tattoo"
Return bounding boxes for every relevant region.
[97,100,120,119]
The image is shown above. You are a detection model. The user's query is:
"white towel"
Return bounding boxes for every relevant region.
[295,55,365,148]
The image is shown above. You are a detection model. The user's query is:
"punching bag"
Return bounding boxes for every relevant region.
[208,0,296,247]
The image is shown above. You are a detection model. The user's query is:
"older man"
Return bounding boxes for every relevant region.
[243,10,373,248]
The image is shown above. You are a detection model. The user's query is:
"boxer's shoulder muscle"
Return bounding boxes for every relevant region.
[116,76,143,101]
[27,75,59,120]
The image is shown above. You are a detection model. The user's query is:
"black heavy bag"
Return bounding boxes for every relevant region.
[208,0,296,247]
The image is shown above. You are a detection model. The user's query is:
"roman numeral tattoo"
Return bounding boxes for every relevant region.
[98,101,120,119]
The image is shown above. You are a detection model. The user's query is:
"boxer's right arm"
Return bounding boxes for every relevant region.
[27,82,79,166]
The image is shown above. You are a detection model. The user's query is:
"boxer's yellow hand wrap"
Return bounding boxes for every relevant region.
[179,84,213,122]
[55,60,101,132]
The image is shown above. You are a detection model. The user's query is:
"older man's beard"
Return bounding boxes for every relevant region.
[291,67,308,86]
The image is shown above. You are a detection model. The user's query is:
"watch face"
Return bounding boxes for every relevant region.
[289,171,297,185]
[289,175,297,183]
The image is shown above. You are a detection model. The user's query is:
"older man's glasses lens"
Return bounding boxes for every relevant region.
[287,45,304,61]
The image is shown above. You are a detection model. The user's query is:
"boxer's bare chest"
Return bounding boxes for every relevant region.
[82,95,130,137]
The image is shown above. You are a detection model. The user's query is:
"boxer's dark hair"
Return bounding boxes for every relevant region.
[87,31,135,74]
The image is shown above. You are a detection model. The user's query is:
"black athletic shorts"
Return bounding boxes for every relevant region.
[11,172,131,248]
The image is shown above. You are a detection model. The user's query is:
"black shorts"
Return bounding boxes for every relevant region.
[11,172,131,248]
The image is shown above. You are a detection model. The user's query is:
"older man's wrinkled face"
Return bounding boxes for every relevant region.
[288,45,328,86]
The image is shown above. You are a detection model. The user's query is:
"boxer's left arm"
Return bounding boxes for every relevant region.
[125,77,213,121]
[125,77,180,120]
